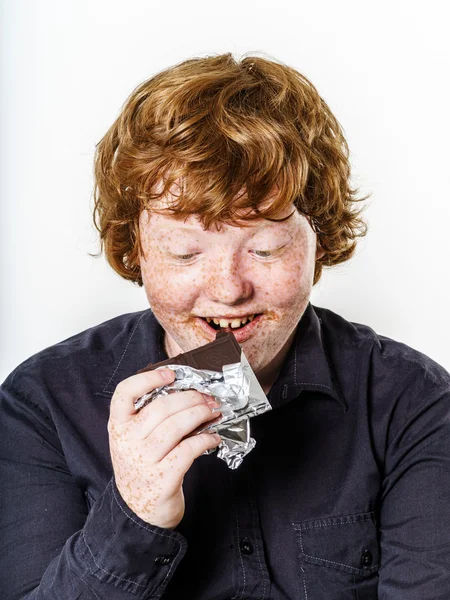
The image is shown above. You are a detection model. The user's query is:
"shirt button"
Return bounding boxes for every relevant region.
[240,540,253,555]
[361,549,373,567]
[154,555,174,566]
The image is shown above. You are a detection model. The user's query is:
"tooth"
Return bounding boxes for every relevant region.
[240,317,248,325]
[213,318,220,325]
[248,315,255,322]
[230,319,241,329]
[206,317,212,323]
[219,319,229,328]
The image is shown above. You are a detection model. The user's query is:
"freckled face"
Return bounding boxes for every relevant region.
[138,206,320,379]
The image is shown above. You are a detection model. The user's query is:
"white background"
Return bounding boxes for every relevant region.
[1,0,449,382]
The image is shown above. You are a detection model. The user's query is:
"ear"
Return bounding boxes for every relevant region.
[139,209,151,227]
[315,245,325,260]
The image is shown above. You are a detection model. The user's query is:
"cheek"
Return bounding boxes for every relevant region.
[140,257,200,314]
[259,252,314,305]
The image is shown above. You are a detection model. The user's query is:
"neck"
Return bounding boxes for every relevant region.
[256,328,297,395]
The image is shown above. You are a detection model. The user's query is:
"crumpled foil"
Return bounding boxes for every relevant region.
[134,353,271,469]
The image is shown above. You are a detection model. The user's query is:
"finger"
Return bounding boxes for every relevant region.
[110,368,175,423]
[134,390,219,438]
[162,431,221,484]
[145,403,221,462]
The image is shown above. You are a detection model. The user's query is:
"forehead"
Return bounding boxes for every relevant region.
[139,178,314,238]
[139,206,308,240]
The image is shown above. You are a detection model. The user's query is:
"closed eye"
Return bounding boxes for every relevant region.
[169,252,201,263]
[251,245,286,259]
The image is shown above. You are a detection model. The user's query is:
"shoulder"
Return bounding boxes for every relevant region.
[1,309,159,411]
[312,305,450,425]
[314,304,449,382]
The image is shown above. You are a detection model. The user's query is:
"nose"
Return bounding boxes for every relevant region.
[204,254,254,306]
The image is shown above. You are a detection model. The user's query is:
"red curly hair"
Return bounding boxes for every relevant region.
[93,52,368,285]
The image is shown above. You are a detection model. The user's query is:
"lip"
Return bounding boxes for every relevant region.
[200,314,258,320]
[195,314,264,343]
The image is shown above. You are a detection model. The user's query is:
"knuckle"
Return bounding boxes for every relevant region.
[181,389,203,404]
[141,396,162,415]
[182,435,201,455]
[193,403,211,419]
[157,395,184,421]
[155,399,171,420]
[174,424,185,442]
[165,420,183,442]
[184,432,217,455]
[201,431,219,446]
[113,380,129,398]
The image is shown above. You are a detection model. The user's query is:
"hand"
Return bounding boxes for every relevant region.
[108,368,221,529]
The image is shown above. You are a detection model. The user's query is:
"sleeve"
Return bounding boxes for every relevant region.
[377,369,450,599]
[0,380,187,600]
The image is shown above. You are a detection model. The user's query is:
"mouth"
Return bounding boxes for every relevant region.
[196,313,263,343]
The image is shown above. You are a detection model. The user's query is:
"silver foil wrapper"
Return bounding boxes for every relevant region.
[134,353,271,469]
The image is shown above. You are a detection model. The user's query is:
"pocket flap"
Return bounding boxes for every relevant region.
[293,511,379,576]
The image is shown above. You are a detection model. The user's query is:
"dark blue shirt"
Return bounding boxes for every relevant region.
[1,303,450,599]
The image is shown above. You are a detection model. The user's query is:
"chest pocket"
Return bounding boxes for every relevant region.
[293,511,379,600]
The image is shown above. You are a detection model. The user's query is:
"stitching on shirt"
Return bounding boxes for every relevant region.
[230,493,246,600]
[81,529,147,588]
[302,550,355,571]
[297,382,333,389]
[297,527,366,576]
[302,572,308,600]
[293,338,332,391]
[300,519,371,530]
[295,521,378,576]
[294,344,297,384]
[247,482,267,600]
[111,483,183,589]
[294,513,374,530]
[86,570,125,597]
[67,540,101,599]
[102,312,147,393]
[79,572,102,600]
[297,529,308,600]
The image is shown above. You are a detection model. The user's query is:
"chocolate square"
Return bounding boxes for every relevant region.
[138,331,242,373]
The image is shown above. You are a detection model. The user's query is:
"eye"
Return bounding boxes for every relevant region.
[251,245,286,259]
[170,252,200,263]
[176,253,197,260]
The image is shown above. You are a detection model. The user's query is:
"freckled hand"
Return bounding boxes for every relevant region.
[108,368,221,529]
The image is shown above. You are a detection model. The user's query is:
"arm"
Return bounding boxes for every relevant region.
[378,372,450,599]
[0,381,186,600]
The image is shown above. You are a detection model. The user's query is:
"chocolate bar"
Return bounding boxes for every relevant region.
[135,331,272,469]
[138,331,242,373]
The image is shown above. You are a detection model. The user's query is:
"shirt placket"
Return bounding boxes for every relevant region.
[230,471,271,600]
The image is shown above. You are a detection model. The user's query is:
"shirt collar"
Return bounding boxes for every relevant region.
[96,303,345,410]
[267,303,346,410]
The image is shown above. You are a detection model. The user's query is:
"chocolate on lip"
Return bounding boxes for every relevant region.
[197,312,262,323]
[198,313,260,319]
